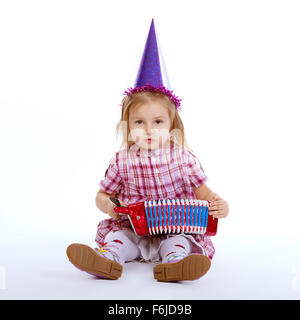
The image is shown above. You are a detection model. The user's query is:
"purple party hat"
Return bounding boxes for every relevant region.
[123,18,182,111]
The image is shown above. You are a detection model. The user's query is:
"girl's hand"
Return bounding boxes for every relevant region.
[209,198,229,219]
[106,198,127,220]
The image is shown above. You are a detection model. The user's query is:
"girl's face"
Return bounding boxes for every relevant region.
[128,100,171,150]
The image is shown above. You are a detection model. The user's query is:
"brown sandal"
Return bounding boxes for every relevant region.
[66,243,123,280]
[153,254,211,282]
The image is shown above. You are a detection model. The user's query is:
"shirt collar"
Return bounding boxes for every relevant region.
[128,141,176,157]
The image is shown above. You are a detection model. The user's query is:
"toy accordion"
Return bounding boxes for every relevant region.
[111,198,218,237]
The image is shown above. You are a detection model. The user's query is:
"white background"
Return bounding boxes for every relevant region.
[0,0,300,299]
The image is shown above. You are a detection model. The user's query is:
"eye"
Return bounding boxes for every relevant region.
[155,120,163,124]
[135,120,143,124]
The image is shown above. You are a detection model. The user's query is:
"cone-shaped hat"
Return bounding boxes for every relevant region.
[123,18,182,110]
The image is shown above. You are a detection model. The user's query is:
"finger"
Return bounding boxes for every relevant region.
[209,208,221,216]
[209,208,220,215]
[111,213,120,220]
[110,206,117,214]
[213,214,226,219]
[211,213,222,218]
[110,208,120,219]
[209,199,224,206]
[212,211,227,218]
[210,200,226,208]
[212,215,222,219]
[209,204,225,212]
[209,205,219,211]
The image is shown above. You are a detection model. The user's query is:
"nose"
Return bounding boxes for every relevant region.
[145,123,152,136]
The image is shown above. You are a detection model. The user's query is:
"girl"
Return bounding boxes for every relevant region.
[66,90,229,281]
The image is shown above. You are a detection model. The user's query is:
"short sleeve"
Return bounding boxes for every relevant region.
[184,150,208,189]
[99,152,122,195]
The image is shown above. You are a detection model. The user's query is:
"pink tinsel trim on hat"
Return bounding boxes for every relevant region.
[122,84,182,111]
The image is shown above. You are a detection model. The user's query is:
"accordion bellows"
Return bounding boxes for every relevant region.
[113,199,218,237]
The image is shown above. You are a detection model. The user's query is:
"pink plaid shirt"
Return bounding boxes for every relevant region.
[96,141,215,260]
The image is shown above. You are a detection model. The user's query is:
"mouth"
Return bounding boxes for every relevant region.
[145,138,154,144]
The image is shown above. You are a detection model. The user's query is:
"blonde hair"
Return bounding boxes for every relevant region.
[115,91,191,151]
